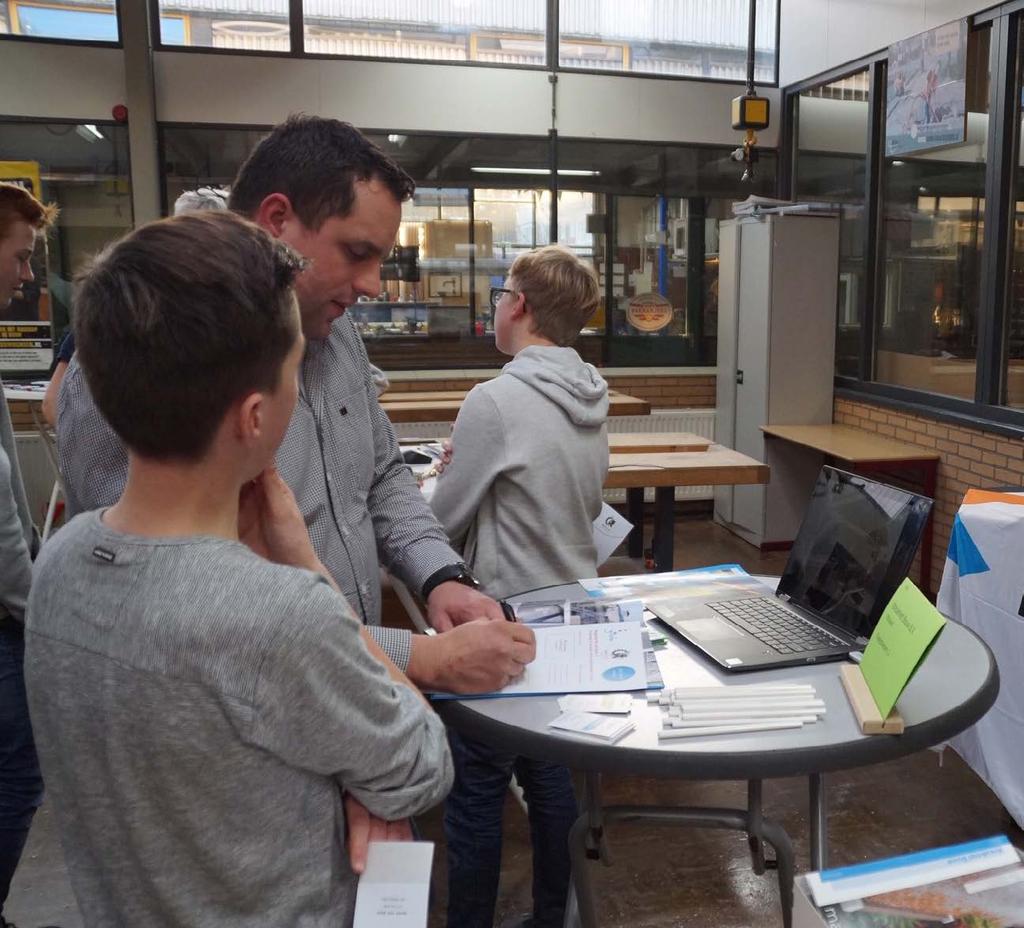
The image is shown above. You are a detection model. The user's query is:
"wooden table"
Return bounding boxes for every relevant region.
[382,392,652,423]
[607,432,710,454]
[607,446,769,570]
[761,423,940,595]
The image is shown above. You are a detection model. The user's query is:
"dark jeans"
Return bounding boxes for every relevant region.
[445,730,577,928]
[0,618,43,912]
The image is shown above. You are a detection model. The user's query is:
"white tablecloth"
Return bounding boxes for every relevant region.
[938,489,1024,828]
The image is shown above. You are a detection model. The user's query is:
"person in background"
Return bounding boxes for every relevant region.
[42,186,231,429]
[25,211,452,927]
[429,244,608,928]
[0,182,57,928]
[56,117,533,696]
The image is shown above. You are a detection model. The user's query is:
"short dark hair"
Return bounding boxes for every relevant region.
[74,211,304,461]
[229,115,415,229]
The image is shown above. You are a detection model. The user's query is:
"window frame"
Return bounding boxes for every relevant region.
[783,3,1024,436]
[0,0,123,47]
[145,0,780,88]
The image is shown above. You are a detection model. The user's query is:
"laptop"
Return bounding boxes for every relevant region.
[649,466,933,672]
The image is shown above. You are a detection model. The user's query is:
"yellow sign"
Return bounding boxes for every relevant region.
[626,293,673,332]
[0,161,42,198]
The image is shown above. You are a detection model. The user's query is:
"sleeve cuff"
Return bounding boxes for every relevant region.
[391,539,463,598]
[368,625,413,673]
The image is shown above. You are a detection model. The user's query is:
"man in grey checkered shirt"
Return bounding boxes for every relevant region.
[56,116,535,695]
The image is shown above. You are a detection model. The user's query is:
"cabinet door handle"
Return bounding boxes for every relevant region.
[736,369,744,384]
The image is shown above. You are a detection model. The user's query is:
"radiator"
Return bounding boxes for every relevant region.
[393,408,718,504]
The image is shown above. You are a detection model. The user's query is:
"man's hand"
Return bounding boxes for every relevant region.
[435,438,453,475]
[238,467,318,570]
[407,619,536,694]
[344,793,413,875]
[427,580,506,631]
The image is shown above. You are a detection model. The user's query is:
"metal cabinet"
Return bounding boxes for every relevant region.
[714,213,840,548]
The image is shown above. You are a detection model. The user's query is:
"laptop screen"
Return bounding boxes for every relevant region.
[776,466,933,641]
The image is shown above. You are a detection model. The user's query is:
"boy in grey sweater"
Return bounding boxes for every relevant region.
[0,181,55,925]
[430,244,607,928]
[24,212,452,927]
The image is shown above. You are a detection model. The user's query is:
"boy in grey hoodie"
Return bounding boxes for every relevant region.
[431,244,608,928]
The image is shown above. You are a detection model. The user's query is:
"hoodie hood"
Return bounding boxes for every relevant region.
[501,345,608,427]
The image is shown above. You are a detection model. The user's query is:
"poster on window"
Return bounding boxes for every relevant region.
[886,20,968,157]
[0,161,53,374]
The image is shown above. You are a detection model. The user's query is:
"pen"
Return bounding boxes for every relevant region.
[500,601,518,622]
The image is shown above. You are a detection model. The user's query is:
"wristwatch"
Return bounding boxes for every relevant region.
[421,563,480,601]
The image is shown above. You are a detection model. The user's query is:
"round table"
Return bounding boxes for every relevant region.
[435,580,1000,928]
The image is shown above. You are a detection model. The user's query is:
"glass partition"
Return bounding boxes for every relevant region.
[874,26,990,401]
[794,69,870,377]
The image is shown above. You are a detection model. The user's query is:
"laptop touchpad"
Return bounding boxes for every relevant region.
[676,617,746,641]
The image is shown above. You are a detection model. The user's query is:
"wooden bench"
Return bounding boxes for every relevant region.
[761,423,940,596]
[382,392,652,423]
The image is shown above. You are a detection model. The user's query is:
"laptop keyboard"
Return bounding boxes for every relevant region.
[708,598,846,655]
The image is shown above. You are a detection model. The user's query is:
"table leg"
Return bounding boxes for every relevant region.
[626,488,644,558]
[652,486,675,571]
[809,773,827,871]
[570,804,795,928]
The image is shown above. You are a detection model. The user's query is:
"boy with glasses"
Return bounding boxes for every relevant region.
[430,245,608,928]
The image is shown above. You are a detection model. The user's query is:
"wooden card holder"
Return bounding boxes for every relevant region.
[839,663,905,735]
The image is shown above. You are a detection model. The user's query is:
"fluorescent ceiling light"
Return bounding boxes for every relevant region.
[470,167,600,176]
[891,160,905,166]
[75,124,104,143]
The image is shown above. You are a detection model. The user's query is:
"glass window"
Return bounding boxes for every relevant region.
[3,0,120,41]
[794,69,870,377]
[0,121,132,374]
[558,0,777,82]
[558,138,778,365]
[302,1,545,64]
[157,1,289,50]
[875,26,990,401]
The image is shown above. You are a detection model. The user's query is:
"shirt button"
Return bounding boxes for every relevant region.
[325,473,332,483]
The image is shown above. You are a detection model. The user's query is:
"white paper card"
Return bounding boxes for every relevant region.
[353,841,434,928]
[592,502,633,565]
[548,711,635,742]
[558,693,634,714]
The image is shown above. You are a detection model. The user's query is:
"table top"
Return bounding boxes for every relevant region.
[761,423,939,464]
[604,445,769,489]
[608,432,711,454]
[435,581,998,781]
[383,393,652,422]
[3,384,47,403]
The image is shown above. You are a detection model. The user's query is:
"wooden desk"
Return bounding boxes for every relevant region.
[761,423,940,595]
[607,432,711,454]
[608,446,769,570]
[382,392,652,423]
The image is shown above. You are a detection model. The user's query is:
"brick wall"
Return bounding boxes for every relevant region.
[385,373,717,409]
[835,397,1024,594]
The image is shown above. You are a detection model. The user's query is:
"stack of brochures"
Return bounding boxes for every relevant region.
[651,683,824,741]
[548,710,635,745]
[795,835,1024,927]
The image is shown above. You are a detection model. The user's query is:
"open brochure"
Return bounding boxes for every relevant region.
[798,836,1024,927]
[432,598,665,701]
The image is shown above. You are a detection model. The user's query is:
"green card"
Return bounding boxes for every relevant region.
[859,578,947,718]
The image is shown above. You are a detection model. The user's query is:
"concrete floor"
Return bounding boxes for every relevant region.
[6,512,1020,927]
